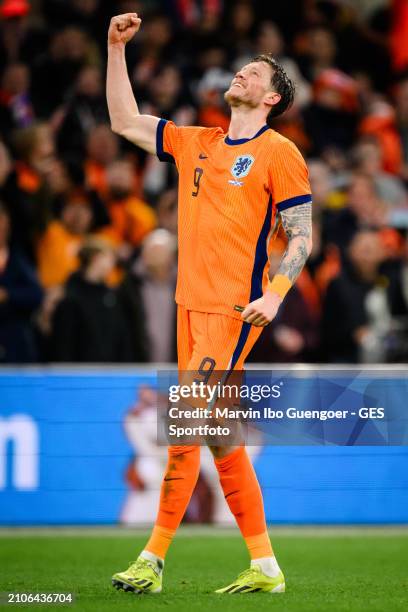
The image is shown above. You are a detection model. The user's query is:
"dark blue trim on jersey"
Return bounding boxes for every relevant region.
[225,124,269,146]
[277,193,312,212]
[156,118,176,164]
[250,195,273,302]
[228,196,273,369]
[230,321,252,369]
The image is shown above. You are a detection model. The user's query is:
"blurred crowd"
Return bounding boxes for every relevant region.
[1,0,408,364]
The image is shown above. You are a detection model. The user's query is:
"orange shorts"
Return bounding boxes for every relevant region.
[177,305,263,372]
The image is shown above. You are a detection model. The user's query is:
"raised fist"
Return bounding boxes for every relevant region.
[108,13,141,46]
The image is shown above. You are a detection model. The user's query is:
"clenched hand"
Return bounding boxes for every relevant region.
[108,13,141,46]
[241,290,282,327]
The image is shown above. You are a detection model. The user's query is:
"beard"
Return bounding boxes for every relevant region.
[224,87,259,110]
[224,88,243,107]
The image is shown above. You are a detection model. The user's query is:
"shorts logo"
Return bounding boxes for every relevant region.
[230,155,255,179]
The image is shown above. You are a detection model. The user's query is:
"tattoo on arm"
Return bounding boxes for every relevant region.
[277,202,312,283]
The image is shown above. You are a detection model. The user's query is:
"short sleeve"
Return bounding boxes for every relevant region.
[156,119,222,166]
[156,119,178,164]
[269,140,312,212]
[156,119,199,165]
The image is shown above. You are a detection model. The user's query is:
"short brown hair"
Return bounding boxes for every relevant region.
[252,54,295,125]
[77,237,111,271]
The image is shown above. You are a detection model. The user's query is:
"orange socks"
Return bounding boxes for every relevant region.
[145,445,272,561]
[143,525,175,560]
[144,445,200,559]
[215,446,273,559]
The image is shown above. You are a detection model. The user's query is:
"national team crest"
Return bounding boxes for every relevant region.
[230,155,255,179]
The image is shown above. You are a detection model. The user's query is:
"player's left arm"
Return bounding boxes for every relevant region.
[276,201,313,282]
[242,202,312,327]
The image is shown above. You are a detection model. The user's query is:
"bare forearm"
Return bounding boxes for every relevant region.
[277,235,311,282]
[276,202,313,283]
[107,44,139,133]
[106,14,158,152]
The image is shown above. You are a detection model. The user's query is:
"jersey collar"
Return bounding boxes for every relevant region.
[224,124,270,145]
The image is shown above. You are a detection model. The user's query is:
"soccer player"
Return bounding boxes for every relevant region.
[107,13,312,595]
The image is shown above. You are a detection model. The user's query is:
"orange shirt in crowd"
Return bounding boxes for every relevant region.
[37,223,127,288]
[358,114,403,176]
[85,159,109,198]
[15,162,41,193]
[36,221,81,288]
[85,159,143,199]
[102,196,157,247]
[198,106,230,132]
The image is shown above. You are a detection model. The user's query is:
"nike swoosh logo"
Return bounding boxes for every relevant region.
[164,477,184,481]
[199,153,208,159]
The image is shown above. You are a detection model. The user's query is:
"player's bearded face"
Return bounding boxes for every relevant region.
[224,62,274,109]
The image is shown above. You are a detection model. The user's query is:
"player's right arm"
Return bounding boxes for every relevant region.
[107,13,159,154]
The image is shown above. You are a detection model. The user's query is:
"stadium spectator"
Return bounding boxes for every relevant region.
[197,68,232,132]
[224,1,256,59]
[322,230,395,362]
[307,159,337,212]
[298,27,337,82]
[324,172,389,253]
[142,64,195,126]
[36,189,94,288]
[385,233,408,361]
[84,123,120,198]
[352,137,407,207]
[31,27,95,119]
[5,123,56,259]
[0,202,43,362]
[50,237,132,362]
[310,218,342,298]
[0,62,34,145]
[35,284,64,361]
[0,139,12,193]
[303,69,359,156]
[57,66,109,162]
[253,21,311,108]
[358,99,403,175]
[0,0,46,75]
[395,77,408,179]
[102,159,157,255]
[42,0,109,48]
[127,13,174,80]
[119,229,177,363]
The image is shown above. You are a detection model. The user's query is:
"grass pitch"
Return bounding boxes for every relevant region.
[0,527,407,611]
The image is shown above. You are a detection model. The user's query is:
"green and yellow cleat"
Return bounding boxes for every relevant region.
[215,565,285,594]
[112,556,163,594]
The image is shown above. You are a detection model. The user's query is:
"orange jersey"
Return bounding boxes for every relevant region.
[157,120,312,318]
